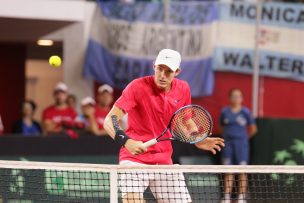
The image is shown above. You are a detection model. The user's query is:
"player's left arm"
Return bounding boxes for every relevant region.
[248,124,257,138]
[183,82,225,155]
[246,108,257,138]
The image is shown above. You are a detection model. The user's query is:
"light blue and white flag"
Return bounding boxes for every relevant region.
[84,1,218,97]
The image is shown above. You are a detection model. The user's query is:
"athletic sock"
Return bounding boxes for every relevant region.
[237,193,247,203]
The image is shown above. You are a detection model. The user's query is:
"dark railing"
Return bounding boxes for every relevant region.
[0,134,216,164]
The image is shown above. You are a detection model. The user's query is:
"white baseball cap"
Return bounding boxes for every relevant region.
[81,97,96,106]
[54,82,68,92]
[154,49,181,72]
[98,84,114,94]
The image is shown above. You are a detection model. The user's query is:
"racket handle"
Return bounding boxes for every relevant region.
[143,139,157,148]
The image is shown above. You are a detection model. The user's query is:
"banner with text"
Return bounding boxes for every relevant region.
[213,2,304,81]
[84,1,217,97]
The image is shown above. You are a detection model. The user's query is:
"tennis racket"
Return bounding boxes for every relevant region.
[143,104,213,148]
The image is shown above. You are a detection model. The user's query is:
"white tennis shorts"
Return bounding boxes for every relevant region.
[119,160,192,203]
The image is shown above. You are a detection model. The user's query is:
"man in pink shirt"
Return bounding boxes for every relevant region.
[104,49,224,202]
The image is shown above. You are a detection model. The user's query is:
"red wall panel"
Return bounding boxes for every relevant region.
[193,72,304,133]
[263,77,304,119]
[0,43,26,133]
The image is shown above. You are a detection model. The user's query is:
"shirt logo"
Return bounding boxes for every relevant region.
[174,99,180,103]
[236,115,247,126]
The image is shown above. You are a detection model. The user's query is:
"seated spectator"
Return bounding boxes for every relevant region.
[81,97,100,134]
[42,82,77,135]
[12,100,42,136]
[96,84,114,133]
[80,84,114,136]
[0,114,3,135]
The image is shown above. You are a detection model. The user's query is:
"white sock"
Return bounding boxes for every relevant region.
[238,193,246,200]
[224,193,230,199]
[221,193,231,203]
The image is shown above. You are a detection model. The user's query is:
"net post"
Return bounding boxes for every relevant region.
[110,168,118,203]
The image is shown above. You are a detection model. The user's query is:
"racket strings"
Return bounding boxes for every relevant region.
[171,106,212,143]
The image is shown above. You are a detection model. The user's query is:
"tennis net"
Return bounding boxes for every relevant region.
[0,160,303,203]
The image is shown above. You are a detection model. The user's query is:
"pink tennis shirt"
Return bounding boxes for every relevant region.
[115,76,191,165]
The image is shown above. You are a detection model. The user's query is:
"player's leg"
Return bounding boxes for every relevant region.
[151,171,191,203]
[222,174,234,203]
[221,140,234,203]
[238,173,247,203]
[235,139,249,203]
[122,194,145,203]
[119,161,149,203]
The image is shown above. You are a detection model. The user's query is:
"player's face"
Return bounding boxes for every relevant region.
[54,91,68,105]
[154,65,180,91]
[229,90,243,106]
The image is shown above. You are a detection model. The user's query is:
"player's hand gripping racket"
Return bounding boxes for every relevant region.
[143,105,213,148]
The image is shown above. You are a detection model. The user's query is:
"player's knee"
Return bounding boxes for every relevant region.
[122,193,145,203]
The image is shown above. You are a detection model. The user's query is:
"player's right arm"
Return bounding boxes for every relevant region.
[103,105,125,139]
[104,105,146,155]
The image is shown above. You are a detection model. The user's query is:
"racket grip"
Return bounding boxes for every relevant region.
[143,139,157,148]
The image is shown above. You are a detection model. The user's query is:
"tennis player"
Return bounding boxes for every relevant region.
[104,49,225,203]
[219,88,257,203]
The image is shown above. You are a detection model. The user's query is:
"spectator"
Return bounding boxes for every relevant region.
[42,82,77,135]
[12,100,42,136]
[219,88,257,203]
[95,84,114,132]
[0,114,3,135]
[67,94,77,110]
[81,85,114,136]
[80,96,97,133]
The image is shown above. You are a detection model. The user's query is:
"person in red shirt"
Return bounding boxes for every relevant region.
[82,84,114,136]
[104,49,225,202]
[42,82,77,135]
[95,84,114,131]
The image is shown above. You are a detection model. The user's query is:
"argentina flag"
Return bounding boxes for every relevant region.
[84,1,218,97]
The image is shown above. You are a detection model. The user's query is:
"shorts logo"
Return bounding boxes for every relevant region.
[119,134,125,139]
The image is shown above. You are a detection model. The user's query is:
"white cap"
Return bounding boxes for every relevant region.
[98,84,114,94]
[54,82,68,92]
[154,49,181,72]
[81,97,96,106]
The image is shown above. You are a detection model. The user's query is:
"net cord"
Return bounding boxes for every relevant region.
[0,160,302,174]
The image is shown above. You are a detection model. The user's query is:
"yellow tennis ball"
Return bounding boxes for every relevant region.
[49,55,62,67]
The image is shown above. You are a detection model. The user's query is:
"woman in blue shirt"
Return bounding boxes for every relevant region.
[13,100,42,136]
[220,88,257,203]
